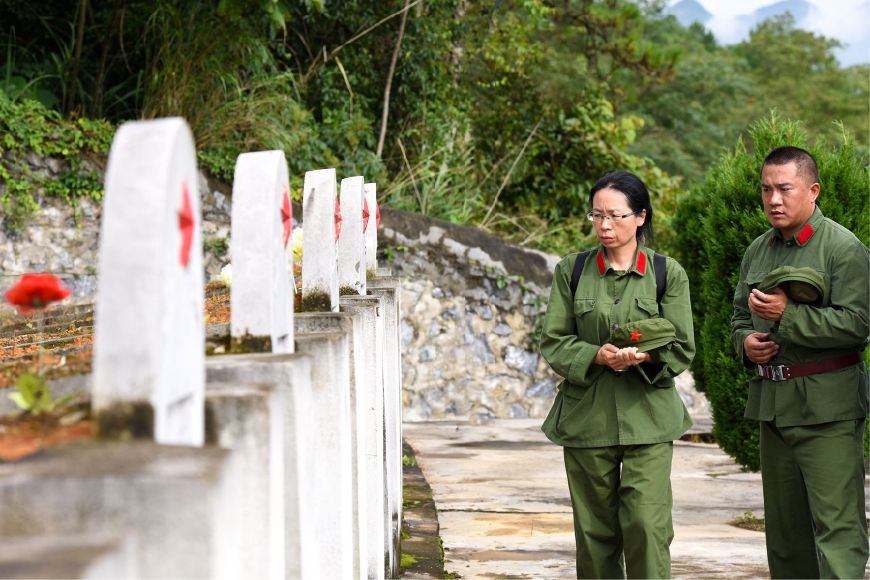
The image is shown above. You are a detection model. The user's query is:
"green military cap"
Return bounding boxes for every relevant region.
[609,318,676,352]
[758,266,826,304]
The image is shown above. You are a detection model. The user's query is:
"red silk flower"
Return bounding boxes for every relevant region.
[5,274,72,314]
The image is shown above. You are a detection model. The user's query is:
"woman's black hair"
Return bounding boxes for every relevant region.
[588,170,654,244]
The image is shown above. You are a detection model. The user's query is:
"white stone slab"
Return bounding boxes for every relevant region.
[338,176,367,295]
[230,150,293,353]
[94,117,204,446]
[364,182,379,273]
[302,168,339,311]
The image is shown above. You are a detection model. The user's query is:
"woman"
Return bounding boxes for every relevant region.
[539,170,694,579]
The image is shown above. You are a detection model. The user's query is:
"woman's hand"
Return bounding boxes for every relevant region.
[594,343,650,371]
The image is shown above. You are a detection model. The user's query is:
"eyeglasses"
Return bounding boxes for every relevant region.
[586,210,642,223]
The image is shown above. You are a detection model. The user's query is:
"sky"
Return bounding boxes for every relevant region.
[667,0,869,66]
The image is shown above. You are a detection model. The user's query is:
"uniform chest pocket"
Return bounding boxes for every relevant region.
[635,297,660,318]
[573,298,597,318]
[745,271,766,291]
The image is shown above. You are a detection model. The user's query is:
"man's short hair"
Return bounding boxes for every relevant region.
[762,146,820,184]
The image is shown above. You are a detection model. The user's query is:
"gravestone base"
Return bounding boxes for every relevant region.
[368,276,403,579]
[0,442,244,579]
[340,295,387,580]
[205,352,313,580]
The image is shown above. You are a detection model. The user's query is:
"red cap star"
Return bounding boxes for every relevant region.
[630,329,642,342]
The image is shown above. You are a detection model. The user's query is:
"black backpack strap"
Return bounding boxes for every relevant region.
[569,250,592,299]
[653,252,667,304]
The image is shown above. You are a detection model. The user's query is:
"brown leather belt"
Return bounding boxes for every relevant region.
[758,353,861,382]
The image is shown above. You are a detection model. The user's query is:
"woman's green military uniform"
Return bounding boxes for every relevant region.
[540,245,695,579]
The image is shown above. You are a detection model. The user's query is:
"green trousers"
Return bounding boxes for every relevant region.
[760,419,869,579]
[563,442,674,579]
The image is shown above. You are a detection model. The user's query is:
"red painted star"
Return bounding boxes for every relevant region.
[630,329,642,342]
[281,187,292,248]
[334,198,342,241]
[178,180,194,268]
[363,198,370,233]
[375,201,380,227]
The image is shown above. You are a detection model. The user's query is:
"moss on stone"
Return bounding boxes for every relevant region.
[95,401,154,440]
[229,333,272,354]
[338,285,359,296]
[298,290,332,313]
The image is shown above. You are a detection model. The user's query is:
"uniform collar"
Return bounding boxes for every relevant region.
[596,246,647,276]
[771,206,823,247]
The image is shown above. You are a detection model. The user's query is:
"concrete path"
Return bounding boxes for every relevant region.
[404,419,777,579]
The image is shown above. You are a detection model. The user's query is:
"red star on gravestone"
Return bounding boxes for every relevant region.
[363,198,370,233]
[334,198,342,241]
[281,187,292,248]
[376,201,381,227]
[630,329,642,342]
[178,180,194,268]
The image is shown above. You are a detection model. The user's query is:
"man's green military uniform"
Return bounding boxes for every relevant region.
[540,246,695,579]
[731,207,870,578]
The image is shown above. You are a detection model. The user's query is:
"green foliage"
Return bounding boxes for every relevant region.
[203,237,229,257]
[8,372,80,416]
[0,91,113,233]
[680,111,869,470]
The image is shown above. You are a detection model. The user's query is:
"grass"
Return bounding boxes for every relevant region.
[730,510,765,532]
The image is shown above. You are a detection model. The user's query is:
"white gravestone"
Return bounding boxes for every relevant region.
[94,117,204,446]
[302,168,339,311]
[230,150,294,353]
[364,183,379,273]
[338,176,367,295]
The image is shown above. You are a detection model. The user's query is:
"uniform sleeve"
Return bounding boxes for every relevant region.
[730,246,756,368]
[635,257,696,386]
[775,239,870,349]
[538,257,601,386]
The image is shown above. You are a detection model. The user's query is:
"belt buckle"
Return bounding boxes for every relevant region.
[759,365,786,381]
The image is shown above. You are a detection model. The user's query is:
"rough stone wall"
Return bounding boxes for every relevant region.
[0,157,233,300]
[380,211,562,422]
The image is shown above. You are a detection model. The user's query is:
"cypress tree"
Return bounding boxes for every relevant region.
[677,111,869,470]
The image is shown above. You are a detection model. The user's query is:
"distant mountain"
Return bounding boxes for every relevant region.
[666,0,712,27]
[738,0,814,30]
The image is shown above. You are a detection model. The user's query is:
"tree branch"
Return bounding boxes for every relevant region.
[376,0,411,157]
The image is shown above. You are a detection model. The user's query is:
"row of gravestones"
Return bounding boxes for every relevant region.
[0,118,404,579]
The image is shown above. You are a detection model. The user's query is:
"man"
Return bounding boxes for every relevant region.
[731,146,869,578]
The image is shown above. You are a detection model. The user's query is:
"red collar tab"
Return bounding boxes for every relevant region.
[796,223,815,246]
[596,250,606,275]
[636,251,647,275]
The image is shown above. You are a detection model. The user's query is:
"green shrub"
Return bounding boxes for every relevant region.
[0,92,113,234]
[680,111,869,470]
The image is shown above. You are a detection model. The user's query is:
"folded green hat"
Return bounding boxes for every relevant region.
[610,317,677,352]
[758,266,826,305]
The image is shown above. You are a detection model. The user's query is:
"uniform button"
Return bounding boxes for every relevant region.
[786,241,793,247]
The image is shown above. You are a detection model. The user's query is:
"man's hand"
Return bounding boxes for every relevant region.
[594,343,650,371]
[744,332,779,364]
[749,287,788,321]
